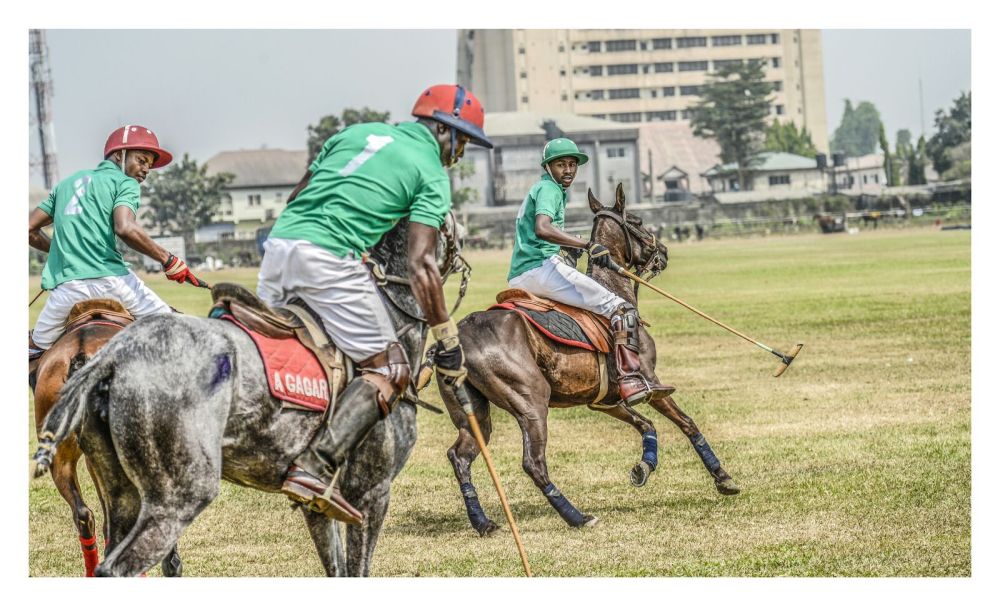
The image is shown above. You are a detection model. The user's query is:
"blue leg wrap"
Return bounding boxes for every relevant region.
[689,433,721,472]
[641,432,658,470]
[543,483,589,527]
[460,482,491,531]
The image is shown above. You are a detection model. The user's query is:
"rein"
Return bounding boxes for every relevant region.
[592,210,665,283]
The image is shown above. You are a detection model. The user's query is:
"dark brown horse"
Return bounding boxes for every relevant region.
[31,299,182,576]
[435,184,740,534]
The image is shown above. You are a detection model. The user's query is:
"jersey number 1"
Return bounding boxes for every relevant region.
[340,135,394,176]
[64,176,92,216]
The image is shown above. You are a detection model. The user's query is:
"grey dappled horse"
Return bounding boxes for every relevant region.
[436,185,740,534]
[32,217,460,577]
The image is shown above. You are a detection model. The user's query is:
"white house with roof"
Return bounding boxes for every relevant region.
[457,111,641,207]
[203,149,308,241]
[703,151,827,194]
[637,121,722,202]
[831,153,888,194]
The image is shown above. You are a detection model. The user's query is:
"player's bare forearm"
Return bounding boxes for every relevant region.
[408,222,449,326]
[28,208,53,253]
[113,207,170,264]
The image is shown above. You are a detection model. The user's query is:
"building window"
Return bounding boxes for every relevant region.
[559,68,566,76]
[607,63,639,75]
[589,65,603,76]
[590,89,605,100]
[608,112,642,123]
[588,41,602,52]
[606,39,637,52]
[653,62,674,73]
[863,175,868,184]
[265,209,275,221]
[711,35,742,46]
[772,57,781,68]
[561,93,568,101]
[642,65,650,74]
[558,44,565,52]
[609,88,641,99]
[680,85,703,96]
[652,37,672,49]
[590,114,607,119]
[646,110,677,121]
[713,59,743,71]
[247,194,261,207]
[679,60,709,72]
[663,86,676,96]
[772,80,783,92]
[518,47,526,54]
[651,89,657,98]
[771,33,780,44]
[680,109,692,120]
[775,104,785,115]
[666,180,680,189]
[747,34,767,45]
[874,174,880,184]
[769,175,791,185]
[520,71,527,79]
[521,96,529,103]
[606,147,626,158]
[676,37,707,48]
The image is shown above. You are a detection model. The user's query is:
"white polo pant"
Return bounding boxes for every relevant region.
[32,270,171,349]
[256,238,397,363]
[508,254,626,319]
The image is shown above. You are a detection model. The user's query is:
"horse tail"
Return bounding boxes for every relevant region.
[30,351,115,479]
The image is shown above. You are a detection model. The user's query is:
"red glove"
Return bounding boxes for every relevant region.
[163,254,206,287]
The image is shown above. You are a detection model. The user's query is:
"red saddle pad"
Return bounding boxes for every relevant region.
[220,314,330,412]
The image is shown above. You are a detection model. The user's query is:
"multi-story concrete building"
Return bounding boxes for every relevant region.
[457,29,829,153]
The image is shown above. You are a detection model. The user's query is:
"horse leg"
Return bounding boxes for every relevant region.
[515,409,597,528]
[301,508,344,576]
[646,391,741,495]
[596,404,659,488]
[49,438,99,576]
[443,382,499,537]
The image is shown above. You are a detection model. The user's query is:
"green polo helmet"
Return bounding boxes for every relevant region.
[540,138,589,167]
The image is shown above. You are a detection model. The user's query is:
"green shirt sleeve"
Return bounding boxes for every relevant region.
[112,178,141,214]
[409,175,451,229]
[534,182,563,219]
[38,189,55,215]
[309,131,341,174]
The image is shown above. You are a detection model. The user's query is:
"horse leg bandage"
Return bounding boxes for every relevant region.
[543,483,589,527]
[460,482,491,532]
[689,433,721,473]
[641,431,658,470]
[79,534,99,577]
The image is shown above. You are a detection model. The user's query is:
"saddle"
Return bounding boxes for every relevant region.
[209,284,348,412]
[64,299,135,335]
[489,289,614,353]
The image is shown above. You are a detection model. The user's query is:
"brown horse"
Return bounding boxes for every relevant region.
[436,184,740,534]
[31,299,182,576]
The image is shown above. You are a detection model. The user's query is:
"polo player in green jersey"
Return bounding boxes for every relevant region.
[29,125,203,378]
[257,84,493,523]
[507,137,673,405]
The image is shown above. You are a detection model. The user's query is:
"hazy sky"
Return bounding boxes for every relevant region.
[29,29,971,187]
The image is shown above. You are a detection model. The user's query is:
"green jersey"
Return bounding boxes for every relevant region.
[508,173,567,281]
[269,121,452,257]
[37,160,141,290]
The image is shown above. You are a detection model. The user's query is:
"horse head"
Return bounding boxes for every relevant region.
[588,183,668,280]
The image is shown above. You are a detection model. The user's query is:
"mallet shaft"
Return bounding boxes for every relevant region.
[455,384,532,577]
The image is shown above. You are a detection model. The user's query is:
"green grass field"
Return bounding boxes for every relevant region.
[28,227,971,576]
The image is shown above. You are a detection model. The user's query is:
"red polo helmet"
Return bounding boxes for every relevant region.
[411,84,493,149]
[103,125,173,168]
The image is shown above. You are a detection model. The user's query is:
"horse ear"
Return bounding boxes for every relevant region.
[613,182,626,214]
[588,188,603,214]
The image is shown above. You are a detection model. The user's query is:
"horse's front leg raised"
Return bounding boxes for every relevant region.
[595,404,659,487]
[646,391,740,495]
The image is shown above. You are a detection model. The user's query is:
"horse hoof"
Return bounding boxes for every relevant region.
[715,477,741,495]
[581,515,599,528]
[630,461,653,487]
[475,520,499,537]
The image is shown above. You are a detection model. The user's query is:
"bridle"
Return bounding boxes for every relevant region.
[364,211,471,330]
[591,209,668,282]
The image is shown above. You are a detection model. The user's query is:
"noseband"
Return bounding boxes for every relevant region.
[592,210,666,280]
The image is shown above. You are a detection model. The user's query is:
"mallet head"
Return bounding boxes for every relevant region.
[773,343,804,377]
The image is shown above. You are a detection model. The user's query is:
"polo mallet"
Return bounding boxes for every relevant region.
[610,261,803,377]
[452,382,533,577]
[28,289,45,307]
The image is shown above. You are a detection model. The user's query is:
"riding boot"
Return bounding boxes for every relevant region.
[282,378,380,525]
[611,305,675,405]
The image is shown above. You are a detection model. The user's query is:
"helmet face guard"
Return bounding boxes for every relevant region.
[412,85,493,165]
